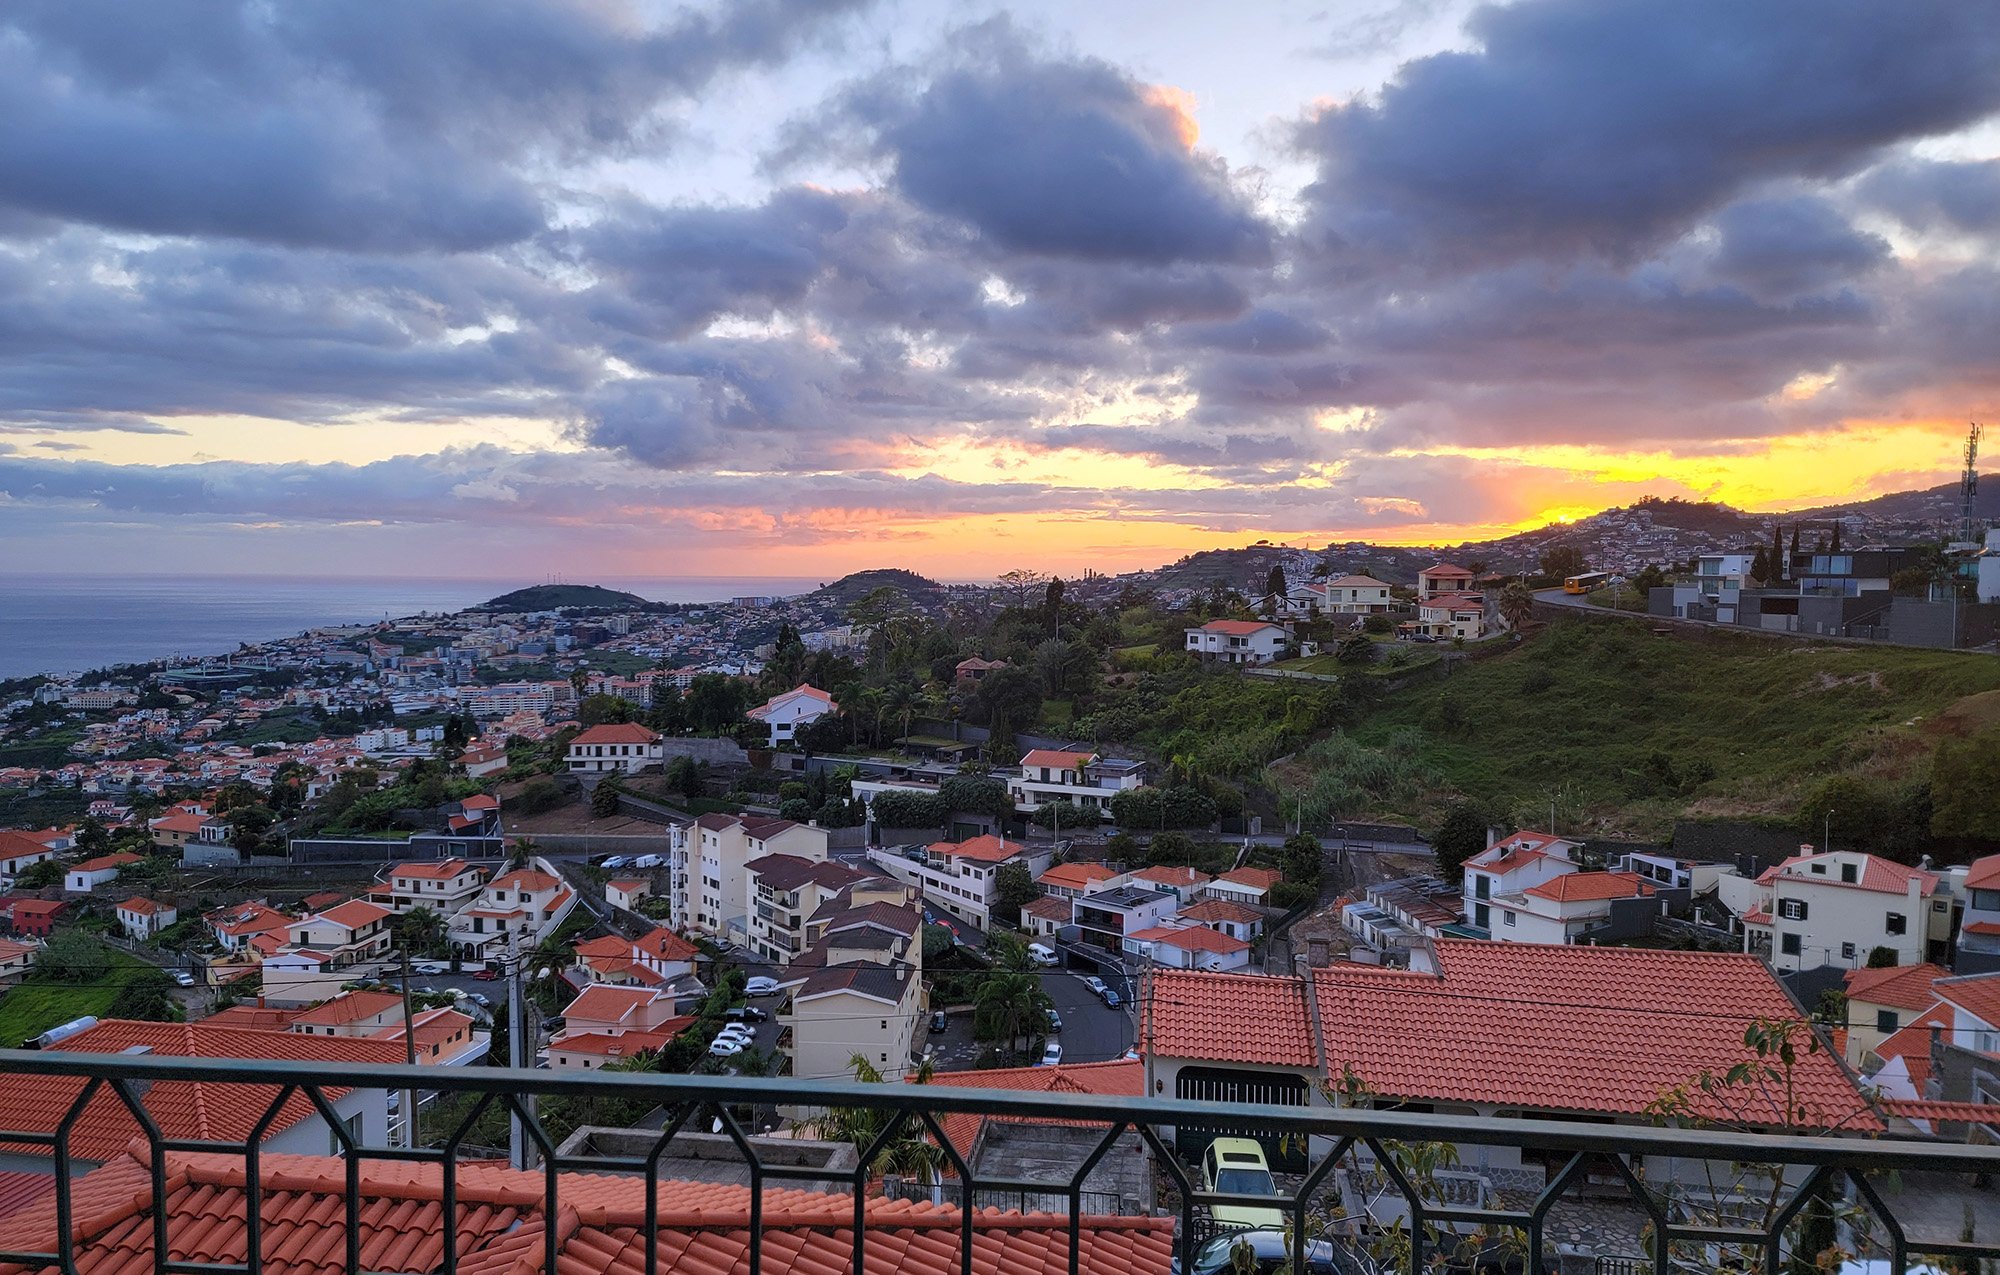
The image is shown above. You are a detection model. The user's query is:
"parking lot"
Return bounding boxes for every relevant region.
[923,966,1135,1069]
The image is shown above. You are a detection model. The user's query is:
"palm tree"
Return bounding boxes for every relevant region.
[882,682,919,745]
[812,1055,946,1188]
[973,972,1046,1059]
[1498,580,1535,631]
[400,906,446,958]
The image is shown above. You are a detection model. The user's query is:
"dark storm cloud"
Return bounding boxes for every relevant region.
[1857,158,2000,238]
[1298,0,2000,272]
[0,0,870,252]
[837,23,1271,266]
[1707,197,1891,300]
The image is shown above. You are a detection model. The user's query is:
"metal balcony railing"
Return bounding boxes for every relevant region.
[2,1050,2000,1275]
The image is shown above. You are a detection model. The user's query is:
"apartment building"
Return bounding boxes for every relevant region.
[745,854,867,964]
[777,960,922,1084]
[447,866,577,965]
[688,814,831,942]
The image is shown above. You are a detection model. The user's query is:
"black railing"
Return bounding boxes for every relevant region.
[0,1050,1998,1275]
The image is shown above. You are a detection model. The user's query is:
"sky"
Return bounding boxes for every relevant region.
[1,0,1996,581]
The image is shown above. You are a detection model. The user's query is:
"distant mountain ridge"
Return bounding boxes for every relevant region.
[474,584,650,611]
[804,569,946,607]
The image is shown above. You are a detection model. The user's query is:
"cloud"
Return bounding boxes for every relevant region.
[834,23,1271,265]
[1297,0,2000,273]
[1707,196,1891,300]
[1857,157,2000,237]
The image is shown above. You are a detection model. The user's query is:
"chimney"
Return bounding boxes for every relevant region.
[1306,937,1330,969]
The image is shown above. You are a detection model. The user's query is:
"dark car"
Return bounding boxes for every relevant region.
[1174,1230,1336,1275]
[929,1010,948,1033]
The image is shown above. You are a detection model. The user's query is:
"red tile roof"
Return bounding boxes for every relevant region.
[1874,1001,1952,1091]
[1130,866,1212,889]
[1023,896,1071,922]
[1178,899,1262,925]
[1933,973,2000,1029]
[561,985,672,1027]
[305,899,392,931]
[1037,862,1116,891]
[1149,971,1317,1068]
[633,927,699,963]
[1880,1099,2000,1125]
[1966,855,2000,892]
[115,898,166,916]
[72,852,145,874]
[569,723,662,746]
[488,869,561,893]
[199,1006,303,1031]
[1019,748,1096,770]
[1194,620,1283,637]
[289,991,402,1027]
[1522,871,1655,904]
[0,1171,53,1223]
[0,1021,405,1161]
[550,1025,687,1058]
[919,1060,1144,1159]
[927,835,1026,864]
[1312,941,1877,1129]
[1129,925,1250,955]
[207,902,290,938]
[1757,852,1938,896]
[390,858,479,881]
[1843,963,1948,1012]
[1215,866,1281,891]
[0,1150,1174,1275]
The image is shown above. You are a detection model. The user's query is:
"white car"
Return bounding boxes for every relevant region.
[172,971,196,988]
[715,1025,755,1044]
[744,976,780,997]
[1081,976,1107,996]
[708,1038,746,1057]
[600,856,628,870]
[1039,1041,1063,1067]
[413,960,448,975]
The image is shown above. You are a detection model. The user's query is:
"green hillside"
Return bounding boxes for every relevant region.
[1334,618,2000,835]
[474,584,649,611]
[806,569,945,607]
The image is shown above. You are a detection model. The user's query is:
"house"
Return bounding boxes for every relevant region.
[571,927,701,989]
[385,859,486,915]
[289,990,412,1038]
[1118,865,1212,906]
[0,936,37,986]
[1954,852,2000,974]
[1861,971,2000,1124]
[604,878,650,911]
[263,900,396,1004]
[1458,831,1581,937]
[550,984,691,1068]
[446,794,499,835]
[367,1005,488,1065]
[1184,619,1288,665]
[1417,562,1476,600]
[1127,923,1252,971]
[1176,898,1265,942]
[1022,894,1072,940]
[1343,875,1466,953]
[0,1018,403,1168]
[953,657,1008,687]
[0,1149,1173,1275]
[746,684,838,747]
[777,959,922,1085]
[0,830,58,877]
[564,722,663,775]
[1007,750,1144,816]
[1653,552,1758,622]
[205,901,292,952]
[458,740,510,778]
[114,896,176,941]
[1411,593,1486,641]
[290,990,489,1065]
[1738,848,1945,971]
[1319,575,1398,614]
[745,855,867,964]
[684,814,830,941]
[146,810,213,852]
[447,864,576,965]
[64,852,146,894]
[546,1016,693,1070]
[5,899,65,938]
[1486,871,1661,945]
[1072,885,1179,954]
[816,899,923,965]
[865,835,1048,932]
[1842,962,1948,1070]
[1037,861,1118,900]
[1203,866,1283,909]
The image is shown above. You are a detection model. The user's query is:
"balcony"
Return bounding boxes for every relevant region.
[0,1049,1998,1275]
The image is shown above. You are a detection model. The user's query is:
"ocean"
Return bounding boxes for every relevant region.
[0,575,826,681]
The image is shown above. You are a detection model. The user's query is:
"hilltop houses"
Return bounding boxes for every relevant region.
[1184,619,1288,665]
[746,684,838,747]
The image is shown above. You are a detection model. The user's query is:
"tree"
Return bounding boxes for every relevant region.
[1751,546,1772,584]
[515,776,564,815]
[590,775,625,818]
[110,968,181,1022]
[1830,520,1842,551]
[1931,731,2000,843]
[1146,831,1196,864]
[1335,635,1374,666]
[993,862,1042,927]
[665,755,705,802]
[973,971,1047,1059]
[400,906,448,958]
[1030,799,1090,830]
[1265,564,1287,605]
[35,932,112,984]
[1497,581,1535,630]
[1773,525,1788,582]
[1432,802,1487,883]
[997,569,1049,608]
[1538,545,1586,581]
[577,694,635,726]
[1281,832,1323,885]
[1867,946,1899,968]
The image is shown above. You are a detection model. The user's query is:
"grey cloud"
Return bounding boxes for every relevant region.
[1298,0,2000,273]
[1708,196,1890,300]
[1858,157,2000,237]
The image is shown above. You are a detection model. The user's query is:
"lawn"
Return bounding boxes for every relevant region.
[1342,616,2000,832]
[0,947,150,1048]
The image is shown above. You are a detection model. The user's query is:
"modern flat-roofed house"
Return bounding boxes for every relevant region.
[564,722,663,775]
[1006,749,1144,817]
[1184,619,1287,665]
[1320,575,1398,614]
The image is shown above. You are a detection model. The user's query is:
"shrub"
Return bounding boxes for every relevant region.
[1362,615,1393,634]
[1271,881,1318,911]
[515,777,564,815]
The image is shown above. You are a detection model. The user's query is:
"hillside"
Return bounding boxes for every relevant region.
[474,584,650,612]
[1326,618,2000,837]
[805,569,946,608]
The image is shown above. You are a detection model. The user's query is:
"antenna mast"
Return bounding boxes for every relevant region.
[1962,422,1985,547]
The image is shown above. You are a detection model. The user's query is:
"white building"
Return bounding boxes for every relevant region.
[1657,552,1758,622]
[1184,620,1288,665]
[746,684,838,747]
[864,834,1049,931]
[1488,871,1661,945]
[688,814,830,942]
[65,852,145,894]
[1317,575,1398,614]
[565,722,664,775]
[385,859,487,915]
[1738,848,1946,972]
[1411,593,1486,640]
[1126,923,1252,972]
[1461,831,1581,938]
[447,864,578,964]
[115,896,176,941]
[1416,563,1477,600]
[1006,750,1145,816]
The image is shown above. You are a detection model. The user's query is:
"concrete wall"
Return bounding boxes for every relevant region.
[658,737,749,766]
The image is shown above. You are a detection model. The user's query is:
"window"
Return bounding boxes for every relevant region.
[1973,890,2000,912]
[1809,863,1827,875]
[1781,934,1802,956]
[1474,903,1489,929]
[1840,863,1859,884]
[1876,1009,1898,1034]
[1502,911,1516,927]
[1841,942,1856,961]
[1779,899,1807,921]
[1474,876,1490,900]
[1886,912,1907,935]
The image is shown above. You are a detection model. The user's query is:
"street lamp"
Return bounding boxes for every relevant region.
[1824,810,1834,853]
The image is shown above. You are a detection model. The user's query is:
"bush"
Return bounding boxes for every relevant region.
[1146,831,1196,864]
[1109,786,1218,830]
[1030,799,1091,829]
[779,798,814,822]
[1519,667,1554,695]
[1271,881,1319,911]
[870,789,947,829]
[1362,615,1393,634]
[515,777,564,814]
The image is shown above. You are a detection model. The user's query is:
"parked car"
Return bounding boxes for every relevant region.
[172,971,196,988]
[1201,1138,1285,1231]
[714,1026,754,1045]
[1045,1008,1062,1032]
[467,992,492,1009]
[472,967,500,981]
[633,854,662,869]
[600,856,628,870]
[1081,975,1107,996]
[1027,943,1060,967]
[1038,1040,1062,1066]
[929,1010,948,1034]
[724,1007,768,1025]
[542,1015,566,1032]
[1101,987,1121,1008]
[413,960,448,975]
[708,1038,746,1058]
[744,976,780,997]
[1173,1230,1337,1275]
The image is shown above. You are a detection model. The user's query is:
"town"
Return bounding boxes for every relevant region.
[4,543,2000,1273]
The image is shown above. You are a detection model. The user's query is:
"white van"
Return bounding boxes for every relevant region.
[1026,943,1060,968]
[632,854,662,869]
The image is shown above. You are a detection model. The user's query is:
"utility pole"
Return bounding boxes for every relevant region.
[507,954,536,1171]
[397,948,418,1149]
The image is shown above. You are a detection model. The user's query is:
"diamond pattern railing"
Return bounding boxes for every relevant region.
[0,1050,1997,1275]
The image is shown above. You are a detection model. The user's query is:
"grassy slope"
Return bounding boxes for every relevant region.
[1347,618,2000,831]
[0,948,148,1047]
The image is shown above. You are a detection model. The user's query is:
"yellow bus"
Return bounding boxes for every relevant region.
[1564,571,1612,595]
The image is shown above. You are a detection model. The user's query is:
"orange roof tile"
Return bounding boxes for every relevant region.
[1019,748,1096,769]
[633,927,699,963]
[0,1150,1174,1275]
[306,899,392,931]
[1313,941,1877,1129]
[71,852,145,874]
[488,869,560,893]
[1522,871,1655,904]
[919,1060,1144,1159]
[1195,620,1283,636]
[1149,971,1316,1068]
[1022,896,1071,921]
[1843,962,1948,1012]
[1966,855,2000,892]
[1933,973,2000,1029]
[1131,866,1212,889]
[1757,852,1938,896]
[290,991,402,1027]
[1215,866,1281,891]
[1881,1099,1999,1125]
[390,858,479,881]
[1177,899,1261,925]
[1967,921,2000,936]
[569,723,661,746]
[1129,925,1249,954]
[926,835,1025,864]
[1037,862,1116,890]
